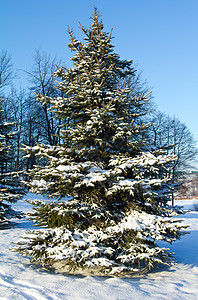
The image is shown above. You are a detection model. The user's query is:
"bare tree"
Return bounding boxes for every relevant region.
[0,50,15,91]
[5,88,26,169]
[1,88,26,170]
[25,49,62,145]
[149,111,198,172]
[148,111,198,204]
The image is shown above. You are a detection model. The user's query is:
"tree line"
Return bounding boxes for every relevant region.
[0,48,197,177]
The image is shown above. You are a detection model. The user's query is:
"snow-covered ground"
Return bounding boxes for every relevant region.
[0,194,198,300]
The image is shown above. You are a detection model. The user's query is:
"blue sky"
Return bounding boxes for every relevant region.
[1,0,198,144]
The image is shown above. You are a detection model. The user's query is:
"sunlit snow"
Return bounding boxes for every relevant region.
[0,194,198,299]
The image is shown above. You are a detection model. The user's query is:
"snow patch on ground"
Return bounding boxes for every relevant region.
[0,195,198,299]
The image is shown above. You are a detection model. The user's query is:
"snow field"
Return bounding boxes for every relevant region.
[0,195,198,300]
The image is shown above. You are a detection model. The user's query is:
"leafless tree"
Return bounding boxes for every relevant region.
[149,111,198,172]
[25,49,62,146]
[0,50,15,91]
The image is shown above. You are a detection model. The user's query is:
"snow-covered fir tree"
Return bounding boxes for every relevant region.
[0,99,24,229]
[14,9,187,275]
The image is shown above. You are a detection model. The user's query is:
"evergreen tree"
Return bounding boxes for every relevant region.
[14,9,187,276]
[0,99,24,228]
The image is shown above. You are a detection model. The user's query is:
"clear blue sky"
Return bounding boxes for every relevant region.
[1,0,198,144]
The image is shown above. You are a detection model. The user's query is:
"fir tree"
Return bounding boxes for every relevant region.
[13,9,187,276]
[0,99,24,228]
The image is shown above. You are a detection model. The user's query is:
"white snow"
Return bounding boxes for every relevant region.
[0,194,198,299]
